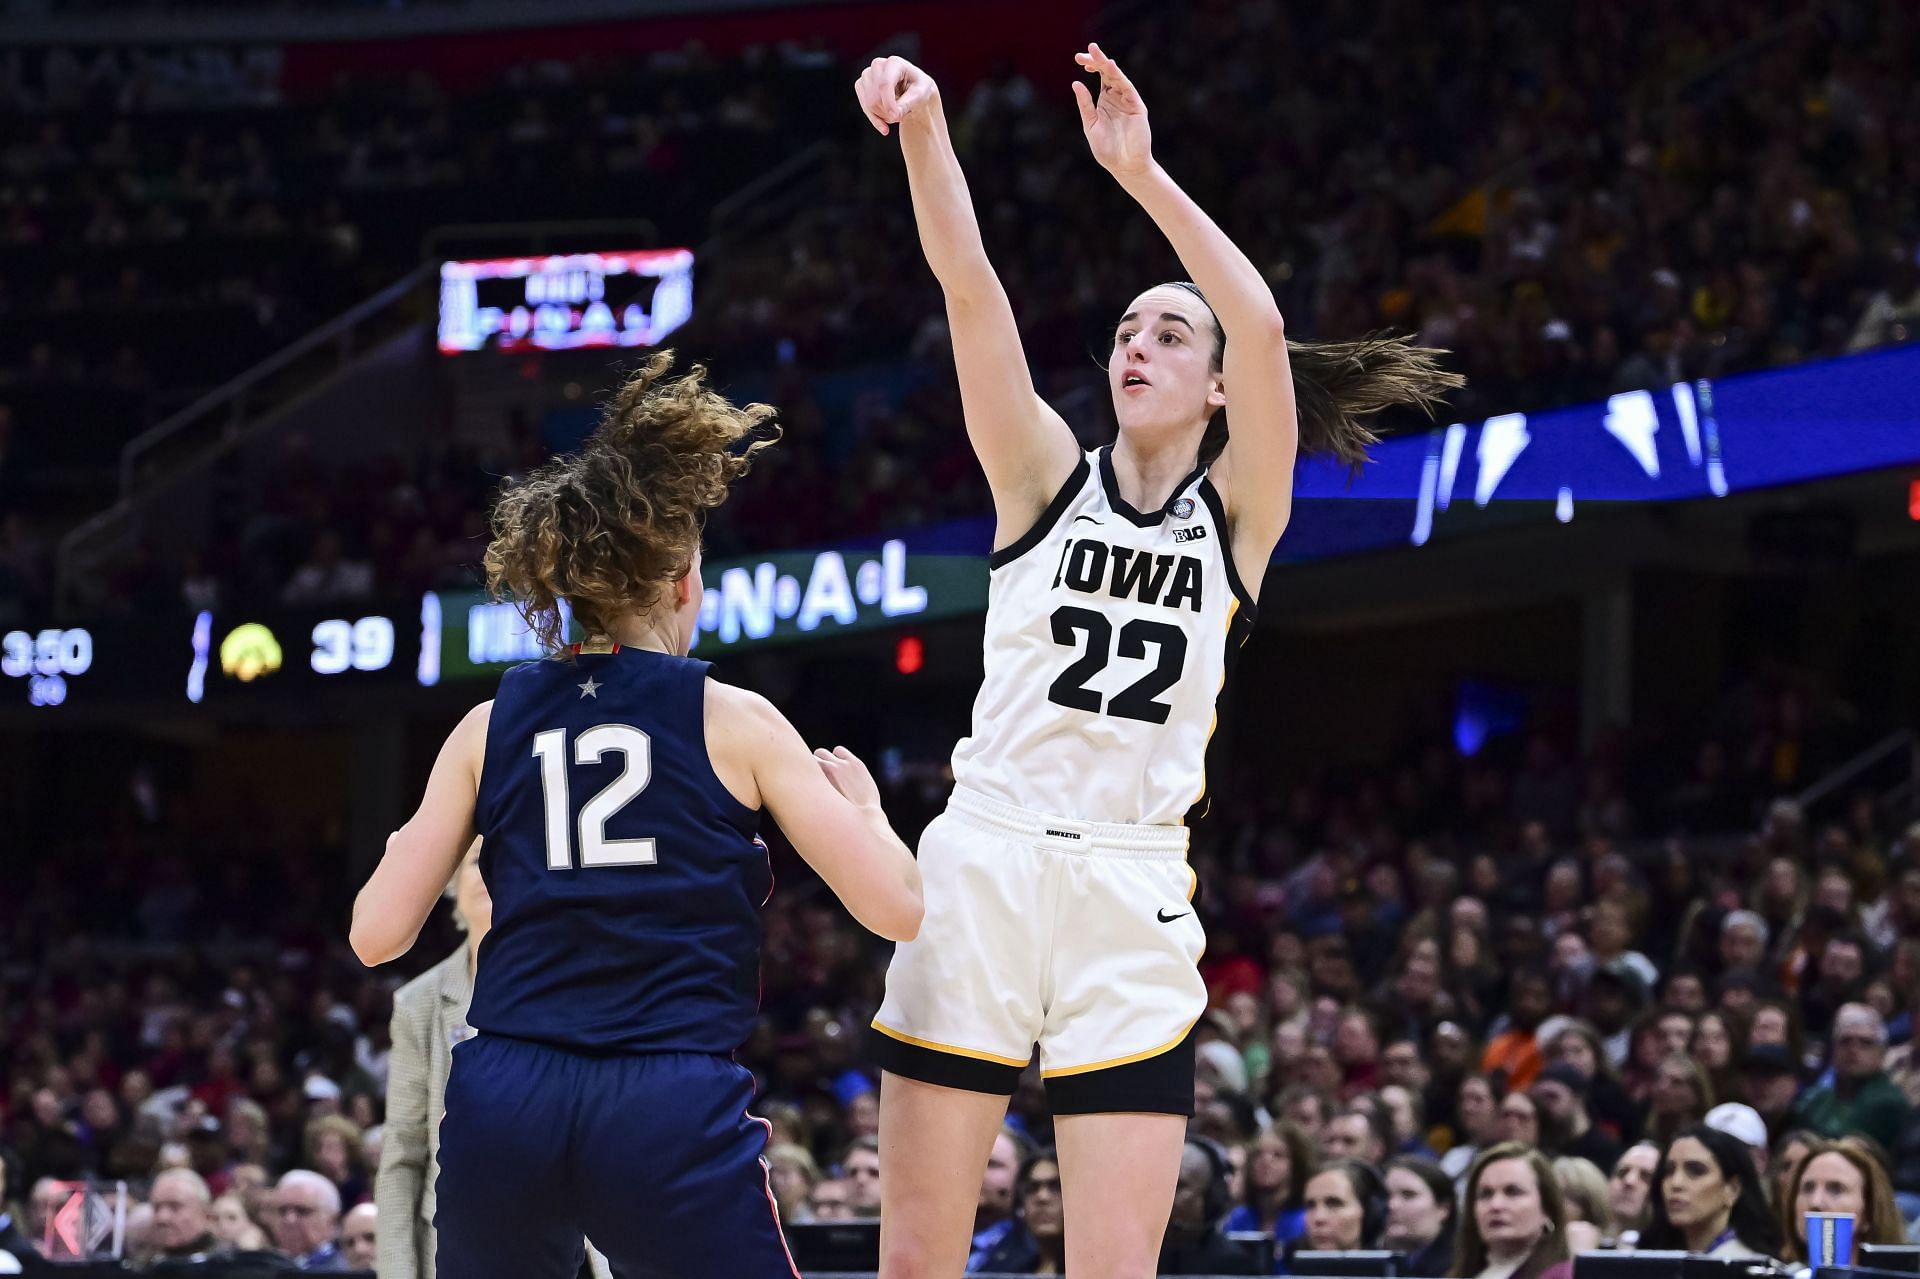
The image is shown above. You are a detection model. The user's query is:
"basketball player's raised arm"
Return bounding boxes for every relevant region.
[855,55,1081,531]
[350,700,489,966]
[1075,44,1299,555]
[708,683,922,941]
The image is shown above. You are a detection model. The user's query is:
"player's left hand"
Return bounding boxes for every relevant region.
[814,745,885,811]
[1073,43,1153,178]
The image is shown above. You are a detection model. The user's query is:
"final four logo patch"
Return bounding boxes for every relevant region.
[1170,497,1196,520]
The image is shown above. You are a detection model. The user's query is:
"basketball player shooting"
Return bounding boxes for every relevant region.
[854,44,1460,1279]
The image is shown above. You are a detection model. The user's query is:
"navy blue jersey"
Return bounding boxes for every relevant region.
[468,646,768,1055]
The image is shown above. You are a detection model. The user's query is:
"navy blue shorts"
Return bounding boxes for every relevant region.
[434,1033,798,1279]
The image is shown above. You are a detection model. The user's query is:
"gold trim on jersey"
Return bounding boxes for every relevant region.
[1183,596,1242,823]
[870,1020,1032,1068]
[1040,1016,1202,1078]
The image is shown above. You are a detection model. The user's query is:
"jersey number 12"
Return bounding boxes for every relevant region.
[531,725,656,869]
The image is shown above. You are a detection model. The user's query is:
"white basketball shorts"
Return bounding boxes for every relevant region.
[871,786,1206,1114]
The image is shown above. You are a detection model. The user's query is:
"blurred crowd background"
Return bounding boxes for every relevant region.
[2,0,1918,1273]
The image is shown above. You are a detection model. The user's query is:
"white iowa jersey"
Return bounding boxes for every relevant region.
[951,446,1257,827]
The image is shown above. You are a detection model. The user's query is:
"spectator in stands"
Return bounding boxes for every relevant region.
[1584,963,1649,1070]
[1780,1139,1905,1266]
[24,1179,62,1248]
[1453,1145,1572,1279]
[0,1150,29,1260]
[1442,1076,1502,1183]
[1498,1090,1541,1149]
[305,1115,368,1209]
[1275,1086,1332,1144]
[766,1143,821,1227]
[1550,1157,1613,1253]
[1301,1161,1386,1256]
[1540,1020,1637,1146]
[269,1169,343,1270]
[841,1136,881,1219]
[1771,1131,1821,1215]
[1383,1157,1455,1276]
[1720,912,1772,976]
[1324,1105,1391,1166]
[978,1151,1065,1275]
[1643,1055,1714,1148]
[1160,1138,1263,1276]
[149,1167,219,1262]
[1380,1086,1438,1159]
[808,1179,854,1222]
[1227,1120,1312,1247]
[1804,935,1876,1042]
[1703,1103,1772,1177]
[1794,1004,1908,1150]
[967,1126,1029,1272]
[340,1203,377,1271]
[1532,1064,1623,1172]
[1638,1125,1779,1260]
[1738,1046,1803,1148]
[210,1192,268,1251]
[1483,971,1554,1092]
[1690,1012,1744,1107]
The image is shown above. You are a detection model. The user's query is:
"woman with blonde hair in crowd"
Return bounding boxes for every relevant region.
[1779,1138,1905,1267]
[764,1143,822,1224]
[1452,1144,1572,1279]
[305,1114,369,1209]
[1551,1157,1615,1252]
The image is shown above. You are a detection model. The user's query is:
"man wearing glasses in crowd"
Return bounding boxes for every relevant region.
[269,1170,345,1271]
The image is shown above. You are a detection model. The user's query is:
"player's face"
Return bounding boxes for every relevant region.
[1109,286,1225,440]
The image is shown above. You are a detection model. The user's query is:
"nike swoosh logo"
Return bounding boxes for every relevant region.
[1156,909,1189,923]
[1072,515,1105,525]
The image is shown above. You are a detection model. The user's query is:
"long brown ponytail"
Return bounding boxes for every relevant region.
[1168,282,1464,472]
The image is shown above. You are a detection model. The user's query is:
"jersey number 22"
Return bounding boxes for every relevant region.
[531,725,656,869]
[1046,606,1188,724]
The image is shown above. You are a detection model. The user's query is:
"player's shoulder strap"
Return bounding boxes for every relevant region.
[987,448,1095,571]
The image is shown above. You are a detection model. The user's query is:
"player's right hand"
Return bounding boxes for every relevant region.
[814,745,885,810]
[854,55,938,136]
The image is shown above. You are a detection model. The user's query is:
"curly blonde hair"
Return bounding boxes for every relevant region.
[484,351,777,652]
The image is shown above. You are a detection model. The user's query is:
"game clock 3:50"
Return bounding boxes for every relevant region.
[2,626,92,706]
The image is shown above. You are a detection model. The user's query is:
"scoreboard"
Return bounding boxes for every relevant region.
[437,249,694,355]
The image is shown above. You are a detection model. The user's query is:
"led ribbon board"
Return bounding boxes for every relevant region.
[1285,344,1920,548]
[426,538,982,680]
